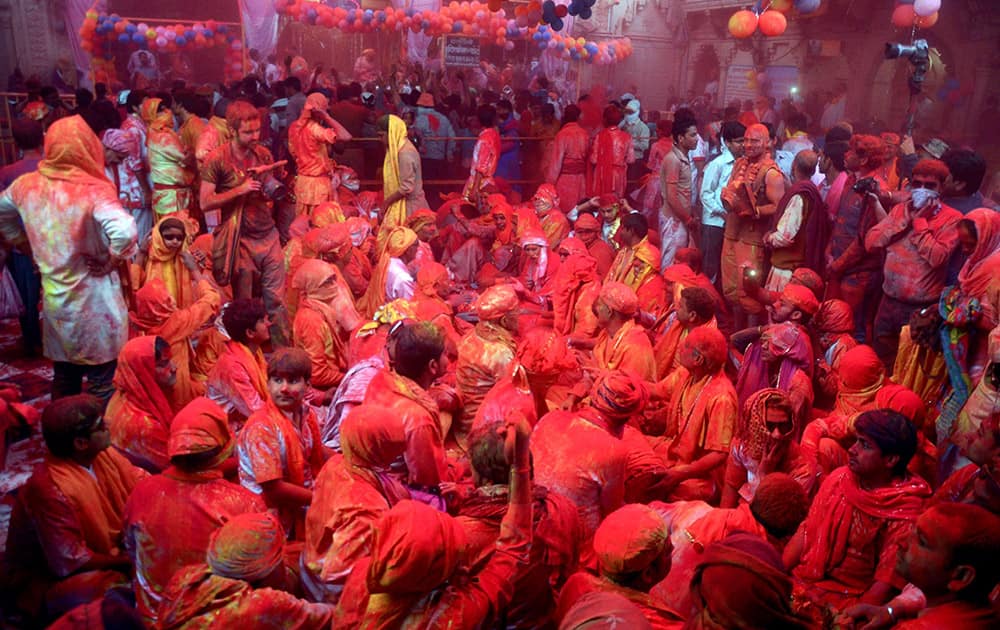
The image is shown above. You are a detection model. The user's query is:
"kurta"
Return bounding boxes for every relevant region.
[148,127,195,217]
[0,170,137,364]
[546,122,590,213]
[123,468,266,625]
[592,320,657,382]
[589,127,634,197]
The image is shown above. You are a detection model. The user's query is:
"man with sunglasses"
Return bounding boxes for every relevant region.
[5,395,145,621]
[865,158,961,368]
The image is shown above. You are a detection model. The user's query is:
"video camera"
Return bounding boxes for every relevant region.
[884,39,930,96]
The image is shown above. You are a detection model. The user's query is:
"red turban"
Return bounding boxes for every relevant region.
[597,193,618,208]
[474,284,519,321]
[838,344,885,390]
[207,512,285,582]
[516,327,577,376]
[593,504,670,581]
[590,370,648,420]
[599,281,639,317]
[778,283,819,316]
[814,299,854,334]
[406,209,437,233]
[558,237,589,258]
[790,268,824,300]
[876,384,927,428]
[574,213,601,232]
[167,397,233,464]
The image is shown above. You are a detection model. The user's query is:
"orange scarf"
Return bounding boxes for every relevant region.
[46,449,137,555]
[227,340,269,403]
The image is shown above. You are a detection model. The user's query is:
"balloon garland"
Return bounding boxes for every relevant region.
[78,7,245,81]
[891,0,941,30]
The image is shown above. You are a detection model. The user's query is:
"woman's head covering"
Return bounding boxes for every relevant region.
[303,224,352,260]
[474,284,519,321]
[356,299,415,337]
[101,128,138,157]
[302,92,329,117]
[346,217,373,247]
[416,262,449,298]
[627,241,661,290]
[140,97,161,127]
[838,344,885,391]
[589,370,648,420]
[813,299,854,334]
[112,336,175,428]
[131,278,176,331]
[38,115,112,189]
[292,259,342,302]
[875,383,928,429]
[167,397,233,467]
[739,388,794,461]
[312,200,345,227]
[406,209,437,234]
[207,512,285,582]
[384,226,418,257]
[688,533,809,629]
[557,236,589,258]
[778,283,819,317]
[340,404,408,469]
[958,208,1000,297]
[593,504,669,582]
[288,215,311,241]
[521,228,550,286]
[367,500,468,595]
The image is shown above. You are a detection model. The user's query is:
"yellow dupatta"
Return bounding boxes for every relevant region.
[378,115,408,248]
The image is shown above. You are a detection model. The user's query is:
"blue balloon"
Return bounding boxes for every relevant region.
[348,9,357,20]
[538,24,547,32]
[552,17,564,30]
[125,23,136,33]
[218,24,229,33]
[579,7,592,18]
[421,19,430,29]
[585,42,598,54]
[453,21,463,32]
[377,12,387,22]
[362,13,373,24]
[176,36,187,46]
[110,15,121,22]
[567,4,579,15]
[795,0,822,13]
[405,8,415,16]
[607,44,616,55]
[365,9,374,17]
[307,8,318,20]
[184,29,195,39]
[118,33,130,43]
[538,40,548,50]
[132,32,145,43]
[570,50,580,59]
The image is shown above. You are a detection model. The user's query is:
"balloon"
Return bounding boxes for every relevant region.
[916,10,938,28]
[156,36,167,47]
[795,0,822,13]
[556,4,568,17]
[891,4,915,28]
[913,0,940,17]
[770,0,794,12]
[176,36,187,46]
[728,10,757,39]
[118,33,130,43]
[758,10,787,36]
[505,40,515,50]
[579,7,591,18]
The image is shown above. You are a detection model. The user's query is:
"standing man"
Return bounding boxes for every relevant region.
[700,121,745,284]
[377,114,428,233]
[619,98,650,190]
[413,92,455,201]
[288,92,352,218]
[546,105,591,214]
[0,116,137,401]
[463,105,501,209]
[720,123,785,329]
[590,106,634,198]
[660,116,701,270]
[200,100,289,343]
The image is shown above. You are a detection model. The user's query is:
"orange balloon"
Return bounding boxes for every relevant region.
[770,0,794,13]
[758,10,787,36]
[891,5,916,28]
[916,10,938,28]
[728,10,757,39]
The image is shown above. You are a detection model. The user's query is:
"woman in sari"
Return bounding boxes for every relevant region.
[135,215,198,309]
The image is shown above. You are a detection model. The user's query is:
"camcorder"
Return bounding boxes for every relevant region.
[247,160,288,202]
[852,177,879,195]
[884,39,930,96]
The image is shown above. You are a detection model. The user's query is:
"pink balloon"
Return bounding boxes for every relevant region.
[913,0,941,17]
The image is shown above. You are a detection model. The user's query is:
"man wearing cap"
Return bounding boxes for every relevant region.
[557,504,682,628]
[413,91,455,199]
[156,512,334,626]
[455,285,520,447]
[620,98,650,187]
[123,397,265,626]
[546,104,590,214]
[865,158,960,368]
[287,92,352,218]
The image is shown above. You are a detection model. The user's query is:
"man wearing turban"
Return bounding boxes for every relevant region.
[573,211,616,278]
[156,512,334,627]
[287,91,351,218]
[454,284,520,448]
[533,370,646,548]
[557,504,682,628]
[123,397,265,626]
[812,298,860,406]
[533,183,570,248]
[650,327,738,502]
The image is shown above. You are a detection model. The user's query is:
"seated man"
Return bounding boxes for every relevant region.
[157,513,334,627]
[846,503,1000,629]
[363,321,449,490]
[206,298,271,432]
[123,397,265,626]
[786,410,931,616]
[238,348,328,540]
[652,286,717,380]
[4,395,143,621]
[557,504,684,629]
[650,327,738,502]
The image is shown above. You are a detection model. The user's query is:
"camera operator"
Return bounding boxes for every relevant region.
[200,99,290,344]
[863,158,961,368]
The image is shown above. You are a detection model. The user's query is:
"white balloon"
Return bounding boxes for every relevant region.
[913,0,941,17]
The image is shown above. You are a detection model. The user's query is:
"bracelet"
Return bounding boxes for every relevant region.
[886,606,895,623]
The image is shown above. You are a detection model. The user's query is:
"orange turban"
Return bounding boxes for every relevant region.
[406,209,437,233]
[590,370,648,420]
[384,226,418,257]
[474,284,519,321]
[876,384,927,428]
[814,299,854,334]
[131,278,176,331]
[302,92,329,115]
[778,283,819,316]
[167,397,233,464]
[533,183,559,210]
[790,268,824,300]
[416,261,449,298]
[367,500,467,595]
[838,344,885,390]
[312,200,345,227]
[207,512,285,582]
[593,504,669,581]
[574,213,601,232]
[683,326,728,372]
[599,281,639,317]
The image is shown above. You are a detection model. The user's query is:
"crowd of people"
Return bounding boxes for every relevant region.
[0,49,999,629]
